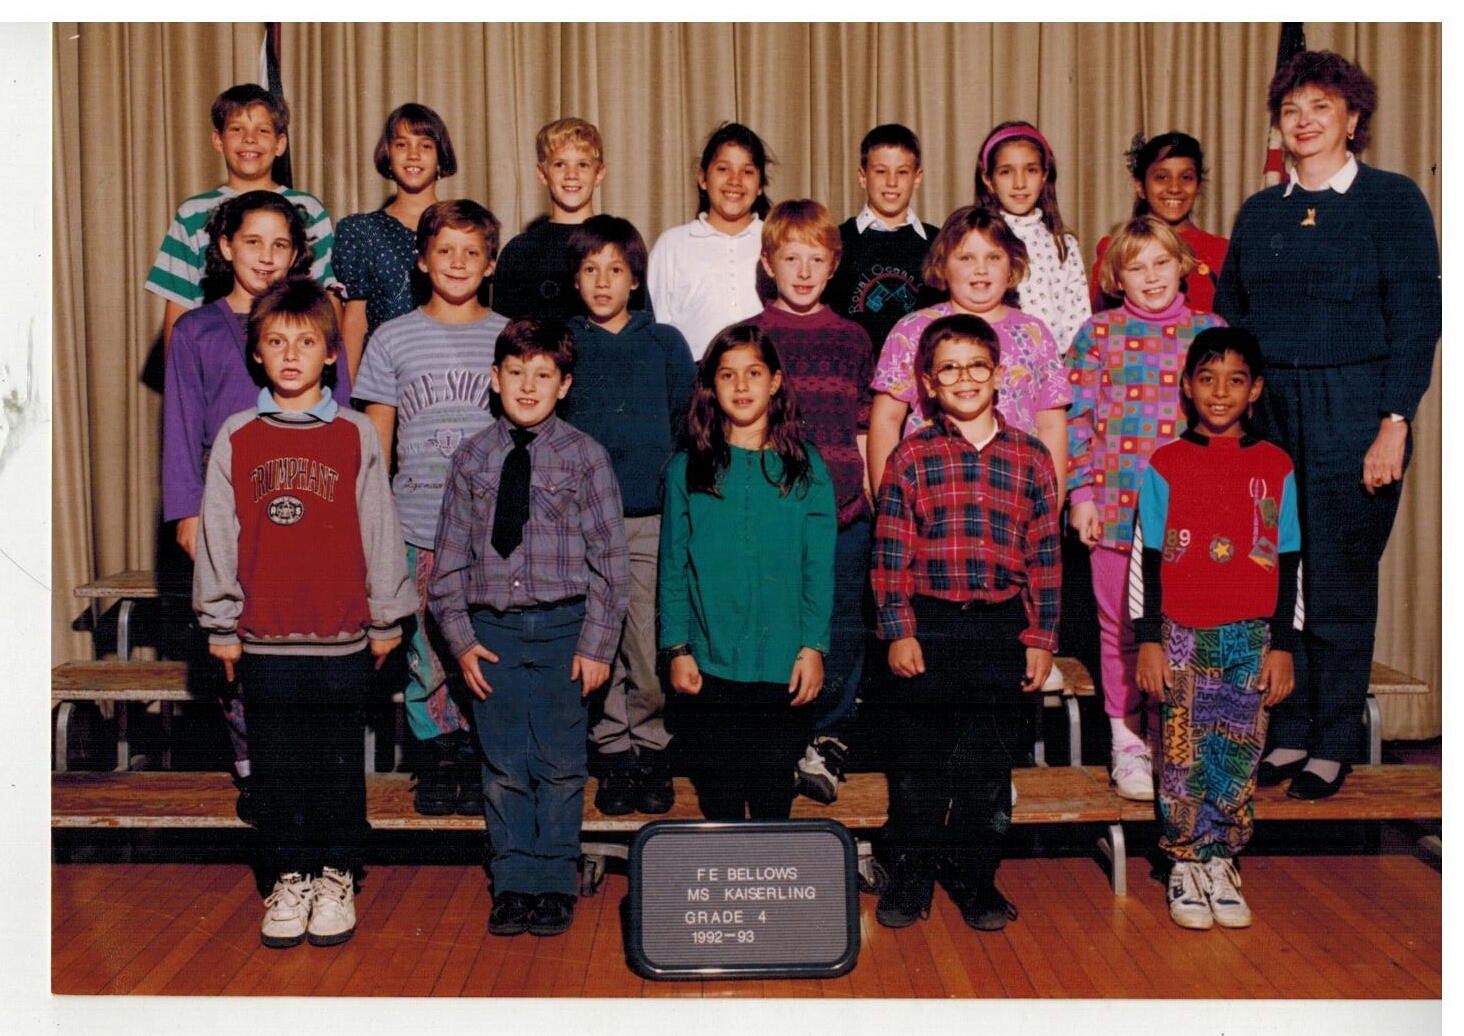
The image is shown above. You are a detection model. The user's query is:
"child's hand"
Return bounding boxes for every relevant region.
[1020,648,1054,692]
[1069,501,1101,546]
[175,516,199,560]
[788,649,823,707]
[457,644,500,700]
[572,655,611,698]
[209,641,242,683]
[887,637,924,678]
[670,655,703,695]
[1258,649,1295,708]
[1135,642,1173,701]
[370,635,402,670]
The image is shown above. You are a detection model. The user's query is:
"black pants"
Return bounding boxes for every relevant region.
[241,649,372,880]
[671,672,812,820]
[1256,362,1404,763]
[882,596,1033,892]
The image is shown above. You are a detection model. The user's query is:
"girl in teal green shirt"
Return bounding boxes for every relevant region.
[658,324,837,818]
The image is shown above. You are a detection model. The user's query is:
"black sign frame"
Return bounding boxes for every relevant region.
[626,818,861,981]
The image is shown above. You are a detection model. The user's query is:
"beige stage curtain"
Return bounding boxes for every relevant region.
[52,22,1443,737]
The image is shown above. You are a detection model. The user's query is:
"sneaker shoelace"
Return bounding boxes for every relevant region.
[265,873,311,912]
[315,868,352,906]
[1208,858,1242,902]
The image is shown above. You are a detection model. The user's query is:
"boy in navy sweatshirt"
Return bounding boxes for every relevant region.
[562,215,696,815]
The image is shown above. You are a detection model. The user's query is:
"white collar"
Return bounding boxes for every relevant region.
[690,212,763,239]
[854,205,927,239]
[1284,154,1358,197]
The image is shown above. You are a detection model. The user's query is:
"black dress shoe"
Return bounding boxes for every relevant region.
[1256,756,1308,788]
[1287,764,1351,800]
[633,748,675,814]
[593,752,636,815]
[528,892,576,937]
[488,890,535,936]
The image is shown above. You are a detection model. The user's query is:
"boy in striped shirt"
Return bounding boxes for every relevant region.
[146,83,338,352]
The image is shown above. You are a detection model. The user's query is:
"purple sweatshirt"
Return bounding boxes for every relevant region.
[162,297,352,522]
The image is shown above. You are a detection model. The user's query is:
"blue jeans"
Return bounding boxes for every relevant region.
[469,599,588,896]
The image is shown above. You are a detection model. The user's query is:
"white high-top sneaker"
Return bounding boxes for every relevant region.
[306,866,357,946]
[260,872,314,948]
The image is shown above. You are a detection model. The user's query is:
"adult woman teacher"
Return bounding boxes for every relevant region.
[1214,50,1440,799]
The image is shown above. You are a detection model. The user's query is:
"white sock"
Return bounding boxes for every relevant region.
[1110,717,1146,755]
[1303,758,1342,782]
[1263,748,1307,768]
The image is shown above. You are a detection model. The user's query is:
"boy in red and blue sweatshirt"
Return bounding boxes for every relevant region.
[194,279,416,951]
[1131,327,1301,932]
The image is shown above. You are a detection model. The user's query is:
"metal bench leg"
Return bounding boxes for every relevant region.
[117,702,131,771]
[1065,696,1082,767]
[117,599,134,660]
[364,725,377,774]
[54,702,73,773]
[1364,695,1382,765]
[1032,695,1048,766]
[1096,823,1128,897]
[579,841,629,896]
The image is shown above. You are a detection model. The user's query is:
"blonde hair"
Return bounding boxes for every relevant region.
[535,117,604,166]
[1098,216,1196,298]
[760,199,841,263]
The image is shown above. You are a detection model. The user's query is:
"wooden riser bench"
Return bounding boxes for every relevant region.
[52,661,193,773]
[1364,662,1430,764]
[51,655,1100,773]
[52,766,1126,894]
[53,763,1438,899]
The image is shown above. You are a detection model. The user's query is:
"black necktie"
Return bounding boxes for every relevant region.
[491,428,535,558]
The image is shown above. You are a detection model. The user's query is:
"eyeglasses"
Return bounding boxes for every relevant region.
[932,361,997,386]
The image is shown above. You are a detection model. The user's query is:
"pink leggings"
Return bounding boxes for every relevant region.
[1090,544,1142,720]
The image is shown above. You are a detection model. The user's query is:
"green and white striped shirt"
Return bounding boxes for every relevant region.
[144,184,337,309]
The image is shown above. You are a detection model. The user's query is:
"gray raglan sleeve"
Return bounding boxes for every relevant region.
[192,412,247,646]
[350,412,416,636]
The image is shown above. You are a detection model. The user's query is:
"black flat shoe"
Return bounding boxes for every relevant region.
[1286,764,1351,800]
[1256,756,1308,788]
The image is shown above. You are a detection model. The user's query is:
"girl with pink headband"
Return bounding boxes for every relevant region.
[974,121,1090,356]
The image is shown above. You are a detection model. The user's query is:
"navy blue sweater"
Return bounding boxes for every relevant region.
[562,311,696,516]
[1214,163,1440,419]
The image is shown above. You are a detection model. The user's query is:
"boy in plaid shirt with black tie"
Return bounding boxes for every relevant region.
[869,313,1061,933]
[429,319,629,939]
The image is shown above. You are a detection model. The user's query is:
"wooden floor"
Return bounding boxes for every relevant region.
[52,850,1440,999]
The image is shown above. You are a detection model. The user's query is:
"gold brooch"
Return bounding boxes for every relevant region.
[1300,208,1317,227]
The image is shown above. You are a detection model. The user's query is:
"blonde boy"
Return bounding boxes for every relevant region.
[146,83,338,350]
[750,199,874,804]
[493,117,609,320]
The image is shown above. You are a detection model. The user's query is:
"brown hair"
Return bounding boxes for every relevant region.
[682,324,811,497]
[494,318,577,377]
[211,83,289,135]
[1268,50,1377,154]
[922,206,1026,308]
[415,199,501,261]
[373,102,459,180]
[245,278,341,389]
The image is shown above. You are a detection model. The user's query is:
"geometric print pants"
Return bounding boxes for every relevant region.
[1157,617,1270,863]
